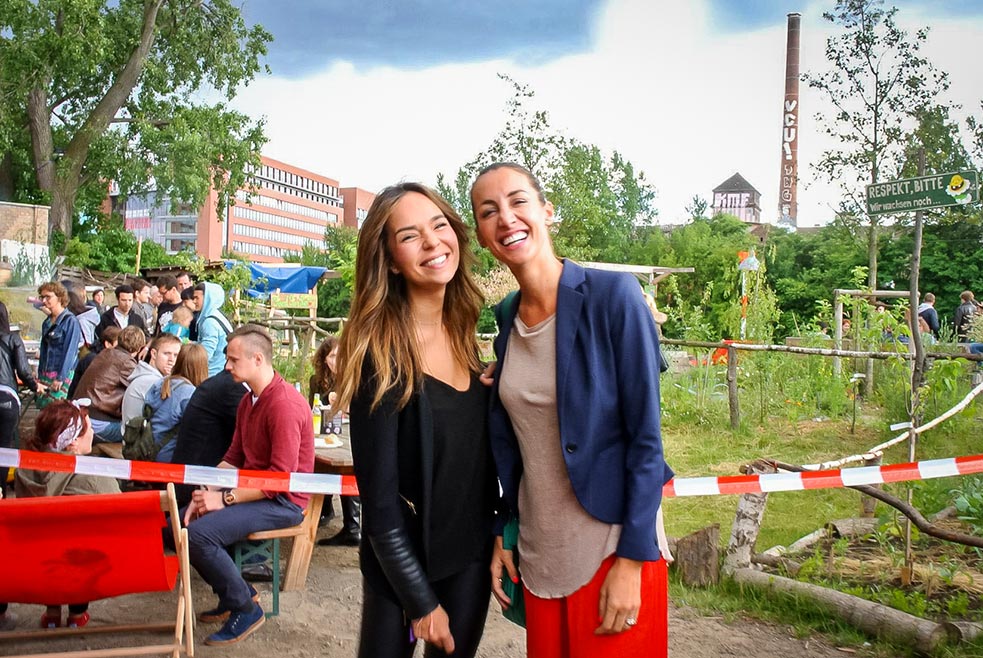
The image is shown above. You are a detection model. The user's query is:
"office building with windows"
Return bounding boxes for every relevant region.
[112,156,375,263]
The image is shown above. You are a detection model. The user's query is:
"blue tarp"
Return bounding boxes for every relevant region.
[225,262,328,298]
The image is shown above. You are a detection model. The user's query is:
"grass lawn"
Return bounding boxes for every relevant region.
[662,401,982,550]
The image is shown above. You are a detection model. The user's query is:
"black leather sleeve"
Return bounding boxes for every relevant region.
[12,335,38,392]
[368,528,439,620]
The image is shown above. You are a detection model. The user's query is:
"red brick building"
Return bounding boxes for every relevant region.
[113,156,375,263]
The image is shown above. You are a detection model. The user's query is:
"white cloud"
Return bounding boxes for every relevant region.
[231,0,983,228]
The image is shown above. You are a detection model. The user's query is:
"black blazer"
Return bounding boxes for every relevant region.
[349,357,437,617]
[349,357,497,617]
[95,307,147,347]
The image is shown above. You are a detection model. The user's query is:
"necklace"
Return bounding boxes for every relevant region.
[413,317,442,327]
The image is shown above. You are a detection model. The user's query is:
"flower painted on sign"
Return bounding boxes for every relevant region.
[946,174,973,205]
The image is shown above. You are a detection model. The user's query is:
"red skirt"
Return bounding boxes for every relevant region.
[524,555,668,658]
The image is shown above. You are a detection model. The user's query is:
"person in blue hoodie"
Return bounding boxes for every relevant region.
[145,342,209,462]
[194,282,234,376]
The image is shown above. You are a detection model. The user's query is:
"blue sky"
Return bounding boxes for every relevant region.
[231,0,983,226]
[243,0,603,76]
[244,0,983,76]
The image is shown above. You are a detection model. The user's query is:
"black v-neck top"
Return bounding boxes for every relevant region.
[425,373,496,580]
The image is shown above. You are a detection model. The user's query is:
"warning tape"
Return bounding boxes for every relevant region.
[663,454,983,498]
[2,448,982,498]
[0,448,359,496]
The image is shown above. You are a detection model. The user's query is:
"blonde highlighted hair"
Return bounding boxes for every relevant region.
[160,342,208,400]
[335,183,484,412]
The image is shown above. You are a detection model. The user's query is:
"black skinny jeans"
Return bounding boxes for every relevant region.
[357,558,491,658]
[0,389,19,497]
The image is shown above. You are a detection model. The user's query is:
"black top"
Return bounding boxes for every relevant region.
[154,302,182,336]
[169,370,248,506]
[426,374,495,580]
[66,351,97,399]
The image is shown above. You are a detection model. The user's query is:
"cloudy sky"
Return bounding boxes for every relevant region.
[232,0,983,226]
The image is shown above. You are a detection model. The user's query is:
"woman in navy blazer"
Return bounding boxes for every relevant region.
[472,163,673,658]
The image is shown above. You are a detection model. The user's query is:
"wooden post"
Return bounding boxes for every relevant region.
[675,525,720,587]
[134,237,143,275]
[727,346,739,430]
[833,292,844,376]
[860,454,881,517]
[903,148,927,586]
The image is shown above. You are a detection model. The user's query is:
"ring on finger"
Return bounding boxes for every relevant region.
[625,617,637,628]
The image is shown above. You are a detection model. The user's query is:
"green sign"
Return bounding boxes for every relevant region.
[866,170,978,216]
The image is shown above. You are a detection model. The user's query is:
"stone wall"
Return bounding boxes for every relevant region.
[0,201,49,247]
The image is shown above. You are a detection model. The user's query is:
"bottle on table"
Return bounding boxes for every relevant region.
[312,393,322,435]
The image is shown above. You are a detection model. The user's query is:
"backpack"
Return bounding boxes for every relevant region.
[122,403,157,462]
[122,401,179,462]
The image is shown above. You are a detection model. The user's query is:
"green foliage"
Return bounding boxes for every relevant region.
[8,248,57,285]
[62,216,175,272]
[440,75,656,268]
[804,0,951,288]
[0,0,270,241]
[952,477,983,536]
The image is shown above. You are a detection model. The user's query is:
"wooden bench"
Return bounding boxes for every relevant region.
[0,483,194,658]
[233,494,323,616]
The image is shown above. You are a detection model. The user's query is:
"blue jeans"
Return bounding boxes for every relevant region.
[184,495,304,610]
[89,419,122,443]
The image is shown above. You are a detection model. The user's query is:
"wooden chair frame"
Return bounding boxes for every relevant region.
[234,494,323,616]
[0,483,195,658]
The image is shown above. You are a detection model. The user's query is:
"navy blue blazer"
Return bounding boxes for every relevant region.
[488,259,673,562]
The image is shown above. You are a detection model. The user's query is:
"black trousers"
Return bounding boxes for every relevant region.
[0,390,19,497]
[357,558,490,658]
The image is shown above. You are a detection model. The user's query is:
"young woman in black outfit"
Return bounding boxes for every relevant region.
[0,301,45,495]
[335,183,497,657]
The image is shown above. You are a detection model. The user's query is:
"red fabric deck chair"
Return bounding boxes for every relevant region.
[0,483,194,658]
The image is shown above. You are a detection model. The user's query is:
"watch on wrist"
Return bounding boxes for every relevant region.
[222,489,237,506]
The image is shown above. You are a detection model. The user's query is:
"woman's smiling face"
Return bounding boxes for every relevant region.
[386,191,460,293]
[471,166,554,269]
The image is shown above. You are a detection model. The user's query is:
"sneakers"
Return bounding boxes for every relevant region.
[204,603,265,646]
[67,611,90,628]
[0,611,18,631]
[198,585,260,623]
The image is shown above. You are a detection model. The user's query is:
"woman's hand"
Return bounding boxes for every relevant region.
[49,379,62,392]
[490,535,519,610]
[479,361,497,387]
[413,605,455,654]
[595,557,643,635]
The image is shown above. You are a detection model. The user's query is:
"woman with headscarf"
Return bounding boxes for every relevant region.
[15,399,120,628]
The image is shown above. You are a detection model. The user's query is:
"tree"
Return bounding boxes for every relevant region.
[0,0,270,244]
[685,195,709,220]
[804,0,949,289]
[438,75,657,265]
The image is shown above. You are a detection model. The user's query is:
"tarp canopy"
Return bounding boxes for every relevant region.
[226,262,330,298]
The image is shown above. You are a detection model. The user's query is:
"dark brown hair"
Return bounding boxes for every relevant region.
[32,400,88,451]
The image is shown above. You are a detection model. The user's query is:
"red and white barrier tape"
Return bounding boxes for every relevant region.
[3,448,982,498]
[0,448,359,496]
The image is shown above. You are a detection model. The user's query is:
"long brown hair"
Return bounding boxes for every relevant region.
[335,183,484,412]
[311,335,339,397]
[160,343,208,399]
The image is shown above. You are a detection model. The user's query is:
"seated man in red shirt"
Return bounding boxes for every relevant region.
[182,324,314,646]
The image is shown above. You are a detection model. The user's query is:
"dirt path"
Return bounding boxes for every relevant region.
[3,533,852,657]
